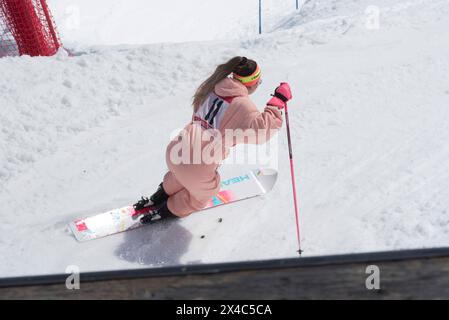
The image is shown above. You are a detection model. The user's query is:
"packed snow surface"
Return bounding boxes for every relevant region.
[1,0,449,277]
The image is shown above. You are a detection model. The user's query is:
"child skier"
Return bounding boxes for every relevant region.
[134,56,292,224]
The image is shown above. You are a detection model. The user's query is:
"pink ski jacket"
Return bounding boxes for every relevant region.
[170,77,283,165]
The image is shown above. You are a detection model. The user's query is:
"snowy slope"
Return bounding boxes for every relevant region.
[47,0,296,47]
[1,0,449,277]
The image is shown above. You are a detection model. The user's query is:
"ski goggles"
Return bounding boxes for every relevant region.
[233,65,262,87]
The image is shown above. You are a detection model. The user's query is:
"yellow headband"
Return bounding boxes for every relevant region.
[233,65,261,87]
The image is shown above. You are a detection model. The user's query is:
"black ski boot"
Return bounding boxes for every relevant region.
[133,183,169,210]
[140,202,177,225]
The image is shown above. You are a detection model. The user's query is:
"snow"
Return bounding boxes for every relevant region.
[1,0,449,277]
[47,0,295,47]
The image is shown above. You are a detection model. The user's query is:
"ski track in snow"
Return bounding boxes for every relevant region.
[1,0,449,276]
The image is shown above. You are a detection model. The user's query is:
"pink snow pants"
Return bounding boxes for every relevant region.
[163,140,221,217]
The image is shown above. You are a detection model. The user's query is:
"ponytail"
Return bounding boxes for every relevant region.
[192,56,255,111]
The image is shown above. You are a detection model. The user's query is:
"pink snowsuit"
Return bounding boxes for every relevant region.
[163,77,283,217]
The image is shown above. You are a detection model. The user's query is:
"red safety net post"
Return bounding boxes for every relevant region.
[0,0,62,57]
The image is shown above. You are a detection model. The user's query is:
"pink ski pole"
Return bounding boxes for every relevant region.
[284,103,303,255]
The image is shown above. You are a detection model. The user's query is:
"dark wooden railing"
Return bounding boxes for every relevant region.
[1,247,449,299]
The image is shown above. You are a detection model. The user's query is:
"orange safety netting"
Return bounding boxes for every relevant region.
[0,0,61,57]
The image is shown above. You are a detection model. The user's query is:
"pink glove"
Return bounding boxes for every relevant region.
[267,82,292,109]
